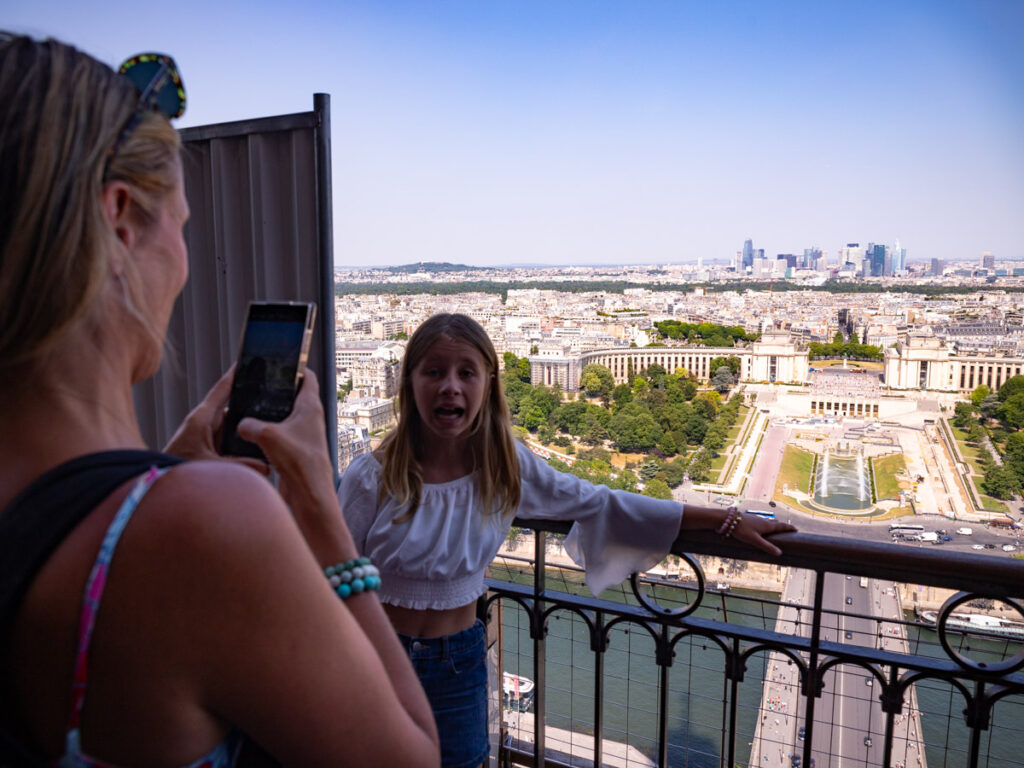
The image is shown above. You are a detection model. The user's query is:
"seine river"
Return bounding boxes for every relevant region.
[494,564,1023,767]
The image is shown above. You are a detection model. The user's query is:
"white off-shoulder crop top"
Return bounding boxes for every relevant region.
[337,442,683,610]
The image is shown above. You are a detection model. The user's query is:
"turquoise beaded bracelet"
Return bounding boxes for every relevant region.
[325,556,381,599]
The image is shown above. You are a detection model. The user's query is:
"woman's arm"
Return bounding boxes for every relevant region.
[161,370,439,765]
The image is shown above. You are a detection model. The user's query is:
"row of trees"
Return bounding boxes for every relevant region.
[808,333,883,361]
[952,376,1024,499]
[652,320,757,347]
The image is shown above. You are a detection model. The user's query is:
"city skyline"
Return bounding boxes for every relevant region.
[8,0,1024,268]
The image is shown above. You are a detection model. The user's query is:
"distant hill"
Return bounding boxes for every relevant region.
[385,262,479,274]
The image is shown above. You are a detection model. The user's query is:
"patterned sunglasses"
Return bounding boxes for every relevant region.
[104,52,186,176]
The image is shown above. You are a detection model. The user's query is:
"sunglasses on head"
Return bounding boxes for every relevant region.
[103,52,186,177]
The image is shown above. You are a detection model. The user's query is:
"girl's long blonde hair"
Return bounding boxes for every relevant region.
[379,313,521,522]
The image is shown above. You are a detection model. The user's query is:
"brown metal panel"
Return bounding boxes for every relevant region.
[133,96,336,470]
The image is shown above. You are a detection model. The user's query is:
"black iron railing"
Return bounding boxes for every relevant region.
[483,521,1024,768]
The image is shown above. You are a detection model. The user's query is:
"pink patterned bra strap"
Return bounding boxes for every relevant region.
[66,467,167,732]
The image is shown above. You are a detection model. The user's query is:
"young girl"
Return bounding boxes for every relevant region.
[338,313,795,768]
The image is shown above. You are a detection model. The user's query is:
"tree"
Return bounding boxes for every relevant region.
[683,412,708,445]
[979,394,1001,419]
[657,431,678,457]
[997,393,1024,430]
[639,459,663,481]
[643,478,673,500]
[952,401,976,428]
[998,375,1024,402]
[711,366,735,394]
[660,459,686,487]
[607,402,662,452]
[709,356,742,378]
[966,423,984,443]
[580,363,615,398]
[981,464,1022,500]
[833,331,845,345]
[503,351,531,383]
[612,383,633,408]
[552,400,588,434]
[695,391,720,418]
[521,405,545,431]
[645,363,667,389]
[687,448,712,483]
[971,384,991,408]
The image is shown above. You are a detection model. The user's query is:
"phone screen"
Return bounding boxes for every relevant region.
[221,302,316,459]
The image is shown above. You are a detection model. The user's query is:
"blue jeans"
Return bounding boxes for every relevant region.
[398,619,488,768]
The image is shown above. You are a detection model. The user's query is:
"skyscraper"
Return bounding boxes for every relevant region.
[931,258,944,276]
[742,239,753,269]
[981,252,995,270]
[870,244,886,277]
[892,239,906,272]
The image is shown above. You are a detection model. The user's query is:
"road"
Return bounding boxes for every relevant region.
[751,569,927,767]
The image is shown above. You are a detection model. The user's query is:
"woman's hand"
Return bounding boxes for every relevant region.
[730,512,796,557]
[235,370,349,562]
[164,366,268,475]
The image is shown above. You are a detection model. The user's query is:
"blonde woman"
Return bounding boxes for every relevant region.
[339,313,795,767]
[0,33,438,766]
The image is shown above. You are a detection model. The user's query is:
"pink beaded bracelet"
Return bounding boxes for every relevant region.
[723,510,743,538]
[716,505,739,536]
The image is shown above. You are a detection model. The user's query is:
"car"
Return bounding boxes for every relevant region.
[845,596,853,605]
[798,726,805,740]
[1003,545,1017,552]
[940,536,953,542]
[864,736,873,747]
[865,677,873,687]
[791,756,801,767]
[846,575,852,580]
[985,543,997,549]
[845,630,853,639]
[972,544,985,550]
[769,500,777,507]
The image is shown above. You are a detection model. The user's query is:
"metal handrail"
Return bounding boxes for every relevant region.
[485,519,1024,768]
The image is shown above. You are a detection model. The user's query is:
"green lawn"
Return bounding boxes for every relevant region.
[950,426,992,474]
[872,453,907,501]
[978,492,1010,514]
[775,445,814,495]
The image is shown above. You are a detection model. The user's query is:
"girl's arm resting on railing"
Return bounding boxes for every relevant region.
[678,502,797,557]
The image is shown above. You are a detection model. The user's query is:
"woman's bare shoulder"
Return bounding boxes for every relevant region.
[131,460,299,558]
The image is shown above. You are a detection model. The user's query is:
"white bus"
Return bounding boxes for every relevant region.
[889,523,924,533]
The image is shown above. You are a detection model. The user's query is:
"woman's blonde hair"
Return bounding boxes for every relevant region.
[379,313,521,521]
[0,33,181,389]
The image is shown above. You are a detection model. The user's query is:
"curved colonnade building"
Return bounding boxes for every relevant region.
[529,332,809,390]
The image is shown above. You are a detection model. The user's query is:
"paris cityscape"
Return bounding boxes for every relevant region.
[332,249,1024,767]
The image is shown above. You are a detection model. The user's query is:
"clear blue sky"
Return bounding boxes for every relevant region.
[8,0,1024,267]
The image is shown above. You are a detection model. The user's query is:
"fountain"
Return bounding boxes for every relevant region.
[820,450,830,497]
[813,447,871,511]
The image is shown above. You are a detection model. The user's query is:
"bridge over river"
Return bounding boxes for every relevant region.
[750,568,927,768]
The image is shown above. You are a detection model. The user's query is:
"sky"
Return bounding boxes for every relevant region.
[8,0,1024,268]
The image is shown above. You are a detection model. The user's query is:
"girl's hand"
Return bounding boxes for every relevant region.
[164,366,269,475]
[731,512,796,557]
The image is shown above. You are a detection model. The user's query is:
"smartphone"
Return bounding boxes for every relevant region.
[220,301,317,459]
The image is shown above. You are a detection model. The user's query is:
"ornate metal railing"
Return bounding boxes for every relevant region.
[483,521,1024,768]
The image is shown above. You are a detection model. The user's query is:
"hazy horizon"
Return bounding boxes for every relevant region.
[9,0,1024,268]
